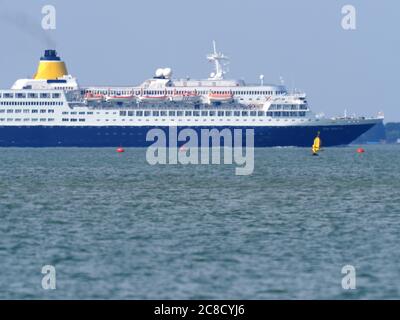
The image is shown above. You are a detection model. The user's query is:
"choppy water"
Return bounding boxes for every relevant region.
[0,145,399,299]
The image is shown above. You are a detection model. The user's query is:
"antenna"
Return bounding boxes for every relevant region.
[213,40,217,55]
[259,74,264,86]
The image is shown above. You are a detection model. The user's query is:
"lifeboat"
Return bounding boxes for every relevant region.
[84,92,105,102]
[208,92,233,103]
[106,95,136,102]
[138,95,168,103]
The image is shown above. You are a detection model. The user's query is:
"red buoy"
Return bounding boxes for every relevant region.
[357,148,365,153]
[116,147,125,153]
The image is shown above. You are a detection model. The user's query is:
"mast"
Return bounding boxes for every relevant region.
[207,40,230,80]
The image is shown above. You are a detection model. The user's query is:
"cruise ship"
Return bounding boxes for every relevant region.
[0,43,382,147]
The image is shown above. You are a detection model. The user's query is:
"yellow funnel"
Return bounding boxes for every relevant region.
[33,50,68,80]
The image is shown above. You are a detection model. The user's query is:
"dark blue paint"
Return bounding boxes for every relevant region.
[40,49,61,61]
[0,124,375,147]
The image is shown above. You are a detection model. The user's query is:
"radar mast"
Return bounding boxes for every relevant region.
[207,41,230,80]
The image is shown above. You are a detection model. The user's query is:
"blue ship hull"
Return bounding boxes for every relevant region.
[0,123,375,147]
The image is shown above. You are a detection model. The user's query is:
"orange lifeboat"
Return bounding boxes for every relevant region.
[208,92,234,103]
[84,92,104,102]
[106,95,136,102]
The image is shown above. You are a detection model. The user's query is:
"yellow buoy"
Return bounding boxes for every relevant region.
[312,132,321,155]
[33,50,68,80]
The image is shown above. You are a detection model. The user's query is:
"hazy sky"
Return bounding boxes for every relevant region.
[0,0,399,121]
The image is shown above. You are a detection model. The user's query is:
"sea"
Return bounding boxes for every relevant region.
[0,145,399,299]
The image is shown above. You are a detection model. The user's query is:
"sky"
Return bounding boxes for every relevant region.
[0,0,399,121]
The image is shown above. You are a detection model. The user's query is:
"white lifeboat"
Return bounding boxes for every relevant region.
[138,95,168,103]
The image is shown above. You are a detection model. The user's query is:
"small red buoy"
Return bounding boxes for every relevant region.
[116,147,125,153]
[357,148,365,153]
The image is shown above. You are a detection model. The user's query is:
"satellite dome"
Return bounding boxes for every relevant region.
[155,68,164,77]
[163,68,172,78]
